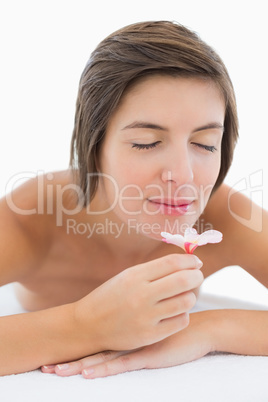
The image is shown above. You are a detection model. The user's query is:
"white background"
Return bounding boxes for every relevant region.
[0,0,267,304]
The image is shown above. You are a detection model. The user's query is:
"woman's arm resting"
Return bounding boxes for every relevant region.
[0,303,102,376]
[43,309,268,379]
[213,309,268,356]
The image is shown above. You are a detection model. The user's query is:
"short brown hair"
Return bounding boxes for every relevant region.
[70,20,238,205]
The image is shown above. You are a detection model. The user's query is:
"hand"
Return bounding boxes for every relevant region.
[41,311,214,378]
[73,254,203,352]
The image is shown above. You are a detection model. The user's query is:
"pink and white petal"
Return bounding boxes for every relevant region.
[196,230,223,246]
[185,234,199,243]
[184,227,197,237]
[161,232,185,249]
[184,228,199,243]
[184,242,199,254]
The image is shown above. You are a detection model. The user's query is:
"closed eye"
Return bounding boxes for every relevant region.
[191,142,217,153]
[132,141,161,150]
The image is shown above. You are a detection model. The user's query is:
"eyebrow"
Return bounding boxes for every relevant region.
[122,120,224,133]
[193,122,224,133]
[122,121,168,131]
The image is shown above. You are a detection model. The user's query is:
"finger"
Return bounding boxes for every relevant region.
[157,312,190,338]
[151,268,204,301]
[54,351,124,377]
[82,350,146,379]
[144,254,203,282]
[41,364,56,374]
[156,291,197,321]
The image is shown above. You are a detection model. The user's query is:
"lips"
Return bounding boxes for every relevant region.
[147,198,195,216]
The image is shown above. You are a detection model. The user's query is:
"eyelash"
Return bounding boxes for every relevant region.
[132,142,160,150]
[132,141,217,153]
[191,142,217,153]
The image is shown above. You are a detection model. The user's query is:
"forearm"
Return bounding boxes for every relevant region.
[211,309,268,356]
[0,303,101,376]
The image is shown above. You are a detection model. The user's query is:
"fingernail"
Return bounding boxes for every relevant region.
[194,256,203,269]
[83,368,95,378]
[57,364,70,371]
[43,365,56,369]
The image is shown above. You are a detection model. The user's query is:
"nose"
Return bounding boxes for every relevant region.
[161,147,194,186]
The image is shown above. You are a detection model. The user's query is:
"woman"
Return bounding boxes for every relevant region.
[0,21,267,378]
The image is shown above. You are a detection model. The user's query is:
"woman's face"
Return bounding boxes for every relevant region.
[96,75,225,239]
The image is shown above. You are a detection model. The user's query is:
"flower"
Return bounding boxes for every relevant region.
[161,227,223,254]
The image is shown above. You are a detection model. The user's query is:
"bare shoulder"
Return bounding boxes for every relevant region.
[0,169,75,285]
[197,183,268,286]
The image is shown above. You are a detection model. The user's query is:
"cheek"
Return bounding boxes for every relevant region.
[193,156,221,203]
[110,158,149,189]
[203,166,220,186]
[99,150,148,204]
[195,154,221,184]
[211,155,222,184]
